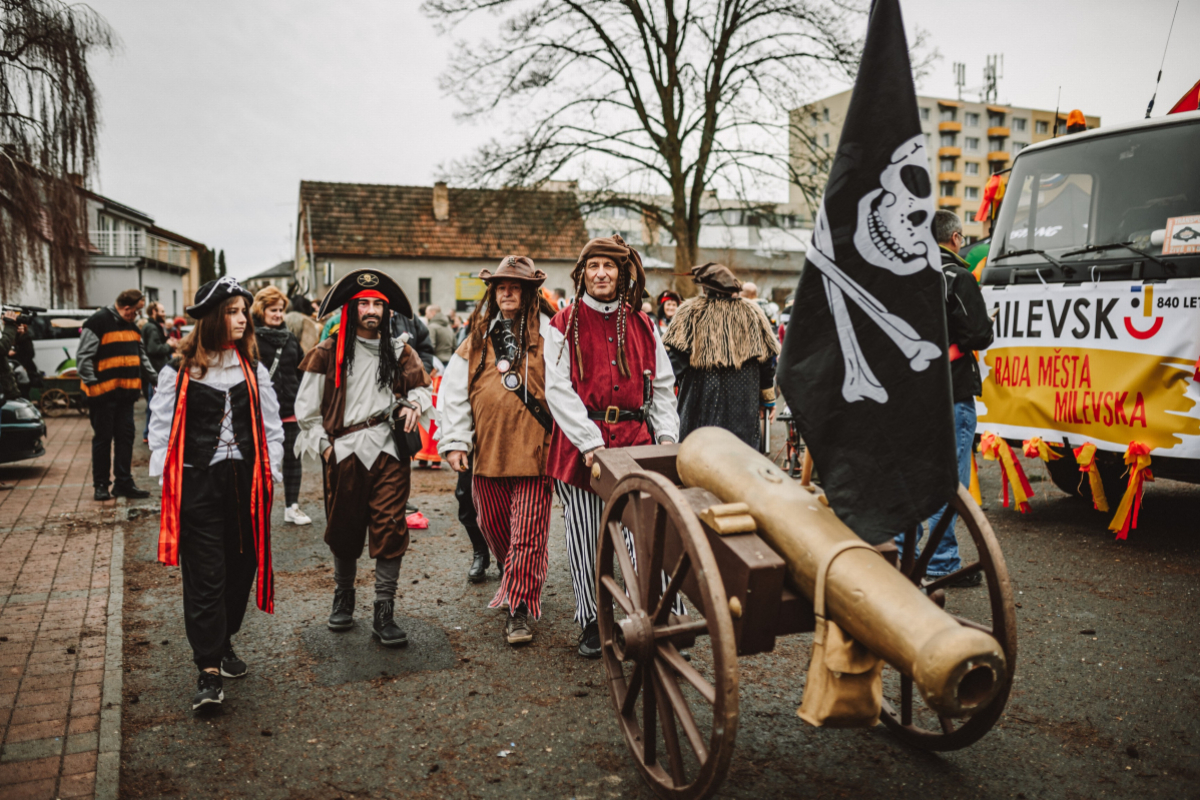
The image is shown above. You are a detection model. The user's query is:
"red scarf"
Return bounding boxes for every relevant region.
[158,350,275,613]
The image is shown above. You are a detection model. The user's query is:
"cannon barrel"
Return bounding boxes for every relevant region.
[677,427,1006,718]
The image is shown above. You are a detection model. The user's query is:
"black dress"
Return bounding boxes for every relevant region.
[667,348,776,450]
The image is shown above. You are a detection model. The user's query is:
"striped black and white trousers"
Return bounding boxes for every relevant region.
[473,475,552,619]
[554,480,682,629]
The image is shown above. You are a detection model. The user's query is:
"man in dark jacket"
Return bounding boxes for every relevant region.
[0,311,20,489]
[898,210,994,585]
[391,313,436,373]
[141,302,174,441]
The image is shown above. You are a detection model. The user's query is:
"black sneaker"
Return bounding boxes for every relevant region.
[577,620,601,659]
[192,671,223,711]
[112,482,151,499]
[94,486,113,501]
[219,647,247,678]
[372,599,408,647]
[947,570,984,588]
[328,587,355,631]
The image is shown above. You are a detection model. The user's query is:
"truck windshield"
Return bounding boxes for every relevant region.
[988,120,1199,281]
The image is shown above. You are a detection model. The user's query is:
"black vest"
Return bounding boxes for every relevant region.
[182,381,256,469]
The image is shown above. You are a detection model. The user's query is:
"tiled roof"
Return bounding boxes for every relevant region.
[299,181,588,261]
[248,259,294,280]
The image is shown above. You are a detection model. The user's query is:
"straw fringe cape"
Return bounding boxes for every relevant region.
[663,296,780,369]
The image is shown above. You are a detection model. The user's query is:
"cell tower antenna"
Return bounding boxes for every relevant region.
[953,62,966,101]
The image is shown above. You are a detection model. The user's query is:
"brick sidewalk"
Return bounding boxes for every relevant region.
[0,415,126,800]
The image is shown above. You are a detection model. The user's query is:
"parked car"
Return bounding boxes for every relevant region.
[0,397,47,464]
[26,309,96,377]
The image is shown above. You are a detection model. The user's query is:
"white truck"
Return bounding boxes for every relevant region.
[978,110,1200,503]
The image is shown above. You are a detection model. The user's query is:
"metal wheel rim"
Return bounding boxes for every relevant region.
[597,472,739,800]
[879,485,1018,750]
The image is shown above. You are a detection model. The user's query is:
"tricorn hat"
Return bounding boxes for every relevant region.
[317,269,412,319]
[478,255,547,287]
[187,277,254,319]
[691,262,742,296]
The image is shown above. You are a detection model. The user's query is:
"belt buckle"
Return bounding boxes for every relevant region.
[604,405,620,425]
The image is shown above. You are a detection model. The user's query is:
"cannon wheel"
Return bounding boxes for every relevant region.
[879,485,1018,750]
[597,472,738,800]
[39,388,72,417]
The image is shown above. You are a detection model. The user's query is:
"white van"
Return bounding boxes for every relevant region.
[26,310,96,377]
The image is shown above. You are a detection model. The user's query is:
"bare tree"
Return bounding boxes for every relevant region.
[1,0,116,305]
[423,0,870,293]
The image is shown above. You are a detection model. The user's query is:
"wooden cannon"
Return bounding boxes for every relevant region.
[589,427,1017,800]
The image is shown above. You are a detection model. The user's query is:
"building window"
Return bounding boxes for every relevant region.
[988,112,1005,127]
[964,137,980,151]
[989,138,1006,152]
[964,161,980,175]
[144,286,159,303]
[940,183,956,198]
[172,289,177,317]
[1035,120,1049,134]
[1012,141,1028,153]
[924,133,932,150]
[1012,117,1027,132]
[940,133,956,147]
[964,112,980,127]
[822,107,830,122]
[323,261,335,286]
[811,112,819,124]
[919,107,930,121]
[965,186,980,201]
[939,107,957,122]
[991,161,1006,174]
[822,133,830,147]
[940,158,956,172]
[419,278,431,306]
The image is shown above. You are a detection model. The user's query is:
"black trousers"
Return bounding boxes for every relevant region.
[455,466,487,553]
[282,421,302,506]
[179,460,258,670]
[88,397,135,488]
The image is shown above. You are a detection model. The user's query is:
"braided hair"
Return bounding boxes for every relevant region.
[339,301,400,391]
[466,276,556,379]
[562,255,634,382]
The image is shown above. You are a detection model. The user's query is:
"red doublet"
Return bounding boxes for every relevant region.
[547,301,659,490]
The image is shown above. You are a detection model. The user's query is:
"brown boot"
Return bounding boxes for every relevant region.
[505,604,533,645]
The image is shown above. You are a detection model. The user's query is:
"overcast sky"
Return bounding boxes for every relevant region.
[85,0,1197,279]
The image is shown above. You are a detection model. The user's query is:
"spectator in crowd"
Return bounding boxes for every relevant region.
[654,290,681,335]
[286,293,320,353]
[141,301,176,442]
[0,311,19,488]
[77,288,156,501]
[170,317,186,340]
[424,304,456,368]
[740,281,779,326]
[552,288,568,311]
[11,321,42,398]
[252,286,311,526]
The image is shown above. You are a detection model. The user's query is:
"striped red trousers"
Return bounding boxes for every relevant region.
[471,475,552,619]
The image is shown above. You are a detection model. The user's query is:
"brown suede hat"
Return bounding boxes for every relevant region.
[691,262,742,295]
[575,235,646,303]
[478,255,547,287]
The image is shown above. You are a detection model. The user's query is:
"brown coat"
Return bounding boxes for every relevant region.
[297,336,430,437]
[457,327,552,479]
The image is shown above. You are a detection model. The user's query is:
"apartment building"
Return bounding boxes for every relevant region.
[790,92,1100,240]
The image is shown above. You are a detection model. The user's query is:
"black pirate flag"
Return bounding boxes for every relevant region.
[776,0,956,544]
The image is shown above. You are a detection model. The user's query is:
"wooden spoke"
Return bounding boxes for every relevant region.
[620,662,644,718]
[600,574,637,618]
[643,657,658,767]
[653,619,708,640]
[643,503,668,615]
[608,522,642,607]
[950,614,994,636]
[652,551,690,625]
[922,562,985,593]
[658,643,717,706]
[652,669,687,786]
[654,658,709,764]
[911,511,954,584]
[939,716,956,736]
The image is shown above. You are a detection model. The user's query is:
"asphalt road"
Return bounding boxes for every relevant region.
[116,423,1200,800]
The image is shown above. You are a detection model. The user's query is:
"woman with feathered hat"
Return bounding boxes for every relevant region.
[294,269,432,648]
[148,277,284,711]
[544,235,681,658]
[436,256,565,645]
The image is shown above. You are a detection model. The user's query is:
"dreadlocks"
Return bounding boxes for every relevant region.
[468,281,556,379]
[339,301,400,391]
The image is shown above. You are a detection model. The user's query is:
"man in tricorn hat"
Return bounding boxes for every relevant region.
[294,269,432,647]
[546,235,680,658]
[436,256,564,645]
[663,263,780,450]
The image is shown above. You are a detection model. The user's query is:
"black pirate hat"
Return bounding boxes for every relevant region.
[187,277,254,318]
[317,269,412,319]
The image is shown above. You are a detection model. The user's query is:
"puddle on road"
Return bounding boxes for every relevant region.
[299,616,456,685]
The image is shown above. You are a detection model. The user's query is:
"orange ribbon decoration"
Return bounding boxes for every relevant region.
[1071,442,1109,513]
[979,432,1034,513]
[1022,436,1062,462]
[968,451,983,505]
[1108,442,1153,540]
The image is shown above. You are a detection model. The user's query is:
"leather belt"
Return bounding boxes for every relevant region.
[588,406,645,425]
[329,411,390,441]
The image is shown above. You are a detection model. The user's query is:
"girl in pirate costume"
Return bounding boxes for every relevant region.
[437,256,571,644]
[148,278,284,711]
[294,270,432,648]
[544,235,681,658]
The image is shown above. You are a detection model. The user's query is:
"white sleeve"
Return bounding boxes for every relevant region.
[649,324,680,443]
[543,315,606,453]
[435,353,473,456]
[406,384,435,428]
[147,366,179,479]
[294,370,328,460]
[256,363,285,483]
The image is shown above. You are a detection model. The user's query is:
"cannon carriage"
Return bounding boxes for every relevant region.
[589,428,1018,800]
